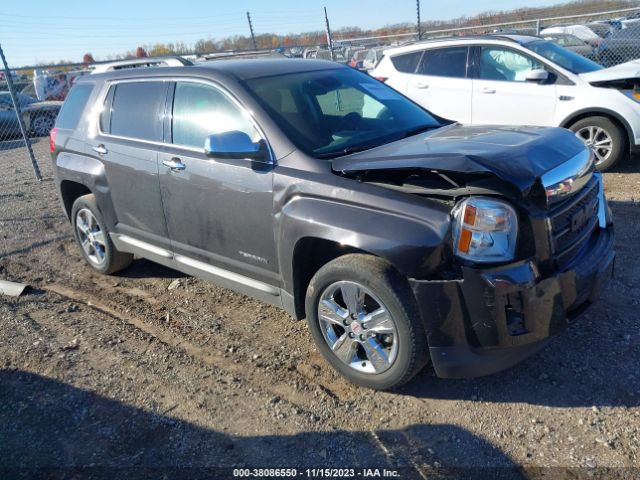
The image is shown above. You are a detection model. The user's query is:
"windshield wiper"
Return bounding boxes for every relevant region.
[315,125,438,159]
[315,143,385,159]
[399,124,437,139]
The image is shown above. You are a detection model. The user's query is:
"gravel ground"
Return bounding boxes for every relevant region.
[0,140,638,479]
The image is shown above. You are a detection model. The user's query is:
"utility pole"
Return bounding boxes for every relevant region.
[324,7,335,61]
[246,11,257,49]
[0,44,41,181]
[416,0,423,40]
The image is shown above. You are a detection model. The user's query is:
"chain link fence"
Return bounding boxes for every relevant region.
[2,3,640,179]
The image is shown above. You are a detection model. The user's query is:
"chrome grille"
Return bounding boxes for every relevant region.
[548,177,599,266]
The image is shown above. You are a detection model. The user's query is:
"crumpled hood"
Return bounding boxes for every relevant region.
[579,60,640,83]
[332,124,587,195]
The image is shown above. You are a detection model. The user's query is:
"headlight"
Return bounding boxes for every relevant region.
[452,197,518,263]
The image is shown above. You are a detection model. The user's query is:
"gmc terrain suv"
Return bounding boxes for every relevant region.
[51,58,615,390]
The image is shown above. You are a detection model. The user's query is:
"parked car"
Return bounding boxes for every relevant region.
[51,57,614,390]
[349,49,369,69]
[0,91,62,138]
[598,23,640,66]
[362,47,385,70]
[542,33,597,60]
[540,24,603,47]
[372,34,640,170]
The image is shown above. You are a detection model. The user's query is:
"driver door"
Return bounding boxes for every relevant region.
[158,80,278,289]
[471,46,557,126]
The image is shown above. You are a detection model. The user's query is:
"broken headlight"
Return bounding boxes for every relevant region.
[452,197,518,263]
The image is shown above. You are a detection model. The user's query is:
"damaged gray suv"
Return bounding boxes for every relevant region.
[51,58,615,389]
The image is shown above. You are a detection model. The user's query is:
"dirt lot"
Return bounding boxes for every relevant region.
[0,140,639,479]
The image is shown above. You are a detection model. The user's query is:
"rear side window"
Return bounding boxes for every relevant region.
[56,84,94,129]
[417,47,469,78]
[108,82,166,141]
[391,51,422,73]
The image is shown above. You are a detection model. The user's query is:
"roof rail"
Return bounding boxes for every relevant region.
[90,56,191,74]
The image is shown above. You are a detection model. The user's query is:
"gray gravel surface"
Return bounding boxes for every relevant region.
[0,140,638,479]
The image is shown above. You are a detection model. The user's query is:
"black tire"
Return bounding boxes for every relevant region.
[71,194,132,275]
[305,254,429,390]
[569,116,626,171]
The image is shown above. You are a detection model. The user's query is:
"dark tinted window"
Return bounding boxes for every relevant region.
[172,82,259,149]
[391,51,422,73]
[418,47,468,77]
[109,82,166,141]
[55,84,93,129]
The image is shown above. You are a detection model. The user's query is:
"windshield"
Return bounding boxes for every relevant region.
[244,68,441,158]
[525,39,603,74]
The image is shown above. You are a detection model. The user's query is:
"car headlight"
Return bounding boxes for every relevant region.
[452,197,518,263]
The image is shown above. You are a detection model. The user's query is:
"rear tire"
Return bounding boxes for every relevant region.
[305,254,429,390]
[569,116,626,171]
[71,194,133,275]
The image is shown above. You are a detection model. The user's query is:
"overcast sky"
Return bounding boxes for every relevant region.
[1,0,561,67]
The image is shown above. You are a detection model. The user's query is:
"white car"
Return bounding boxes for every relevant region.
[371,35,640,170]
[540,25,603,47]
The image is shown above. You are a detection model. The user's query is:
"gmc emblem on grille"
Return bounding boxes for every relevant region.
[571,201,597,232]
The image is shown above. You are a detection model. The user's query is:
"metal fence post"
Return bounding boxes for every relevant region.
[0,43,42,181]
[417,0,423,40]
[536,19,541,35]
[246,12,257,50]
[324,7,335,61]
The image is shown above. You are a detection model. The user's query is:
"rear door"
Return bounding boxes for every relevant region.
[158,80,278,287]
[405,46,472,123]
[92,79,171,249]
[471,45,557,126]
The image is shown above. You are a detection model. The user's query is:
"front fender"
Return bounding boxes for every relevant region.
[277,194,451,293]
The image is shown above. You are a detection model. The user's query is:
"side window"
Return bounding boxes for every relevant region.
[479,47,544,82]
[417,47,469,78]
[109,82,166,141]
[172,82,260,149]
[391,51,422,73]
[56,84,94,130]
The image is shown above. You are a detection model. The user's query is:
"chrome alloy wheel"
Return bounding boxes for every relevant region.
[317,281,398,374]
[575,126,613,165]
[75,208,107,266]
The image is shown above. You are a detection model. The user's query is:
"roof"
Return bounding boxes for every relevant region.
[381,34,542,56]
[82,58,345,83]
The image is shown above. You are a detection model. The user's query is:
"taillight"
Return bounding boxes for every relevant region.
[49,127,58,153]
[375,76,388,82]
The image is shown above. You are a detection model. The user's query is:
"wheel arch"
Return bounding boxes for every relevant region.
[290,237,370,320]
[59,180,93,220]
[560,108,632,153]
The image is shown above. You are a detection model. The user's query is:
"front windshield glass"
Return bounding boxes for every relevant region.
[244,68,441,158]
[525,40,603,74]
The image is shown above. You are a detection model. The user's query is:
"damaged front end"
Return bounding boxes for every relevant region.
[332,131,615,378]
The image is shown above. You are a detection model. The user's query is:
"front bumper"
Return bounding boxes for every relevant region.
[411,225,615,379]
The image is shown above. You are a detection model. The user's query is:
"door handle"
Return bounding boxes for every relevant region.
[92,144,108,155]
[162,157,186,171]
[412,81,430,89]
[480,87,496,94]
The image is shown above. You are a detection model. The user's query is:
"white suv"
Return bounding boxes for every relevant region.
[371,34,640,170]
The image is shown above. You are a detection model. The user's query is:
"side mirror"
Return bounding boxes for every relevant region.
[204,131,267,161]
[525,69,549,83]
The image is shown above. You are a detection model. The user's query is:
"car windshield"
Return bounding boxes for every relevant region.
[525,39,603,74]
[244,68,441,158]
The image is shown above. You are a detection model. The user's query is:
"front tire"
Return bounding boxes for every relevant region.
[305,254,429,390]
[71,194,133,275]
[569,116,626,171]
